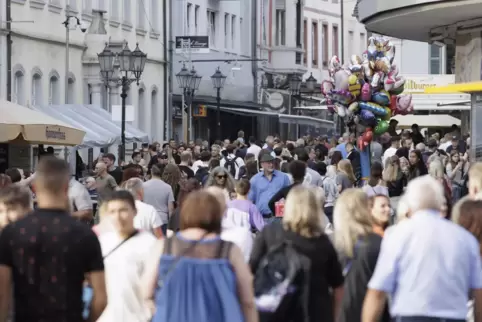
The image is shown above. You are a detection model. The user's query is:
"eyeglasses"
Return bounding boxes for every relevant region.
[216,175,227,179]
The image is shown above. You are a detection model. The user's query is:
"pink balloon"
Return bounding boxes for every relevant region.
[360,83,371,102]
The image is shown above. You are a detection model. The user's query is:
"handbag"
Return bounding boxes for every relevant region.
[82,230,139,319]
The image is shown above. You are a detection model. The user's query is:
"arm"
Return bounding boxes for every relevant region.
[268,187,286,215]
[325,240,344,319]
[168,189,175,219]
[83,231,107,322]
[362,289,387,322]
[248,228,268,273]
[141,240,165,306]
[150,208,164,239]
[230,245,259,322]
[18,172,36,187]
[72,185,94,221]
[249,203,265,232]
[247,177,257,203]
[108,176,118,189]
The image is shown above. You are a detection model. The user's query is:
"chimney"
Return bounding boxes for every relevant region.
[87,10,107,35]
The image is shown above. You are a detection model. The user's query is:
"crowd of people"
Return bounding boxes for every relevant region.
[0,125,480,322]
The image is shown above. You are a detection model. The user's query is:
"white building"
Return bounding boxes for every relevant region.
[170,0,257,140]
[1,0,166,143]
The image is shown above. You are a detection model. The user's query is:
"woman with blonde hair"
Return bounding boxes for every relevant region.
[382,155,406,201]
[205,166,236,201]
[333,188,390,322]
[249,185,344,322]
[161,163,182,201]
[336,159,356,193]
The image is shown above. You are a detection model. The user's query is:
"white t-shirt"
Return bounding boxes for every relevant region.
[97,231,157,322]
[246,144,262,160]
[134,200,163,233]
[382,147,398,167]
[220,154,245,180]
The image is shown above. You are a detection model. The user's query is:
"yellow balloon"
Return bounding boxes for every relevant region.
[348,74,358,85]
[382,107,392,120]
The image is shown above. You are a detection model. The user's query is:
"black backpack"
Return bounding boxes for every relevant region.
[195,167,210,186]
[224,157,238,178]
[253,227,311,322]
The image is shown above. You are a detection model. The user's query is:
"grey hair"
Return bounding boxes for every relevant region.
[205,166,236,192]
[121,178,144,199]
[416,143,426,151]
[403,175,445,213]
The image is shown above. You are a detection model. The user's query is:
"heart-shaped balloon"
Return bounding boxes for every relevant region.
[374,119,389,135]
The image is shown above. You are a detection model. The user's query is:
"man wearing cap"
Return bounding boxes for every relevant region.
[447,135,466,154]
[248,151,290,222]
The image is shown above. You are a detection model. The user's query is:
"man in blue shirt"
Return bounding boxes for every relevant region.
[248,151,290,221]
[362,175,482,322]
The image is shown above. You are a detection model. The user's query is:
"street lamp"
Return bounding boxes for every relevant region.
[210,67,227,140]
[98,42,147,161]
[176,65,203,141]
[62,8,87,104]
[289,74,302,96]
[305,72,317,93]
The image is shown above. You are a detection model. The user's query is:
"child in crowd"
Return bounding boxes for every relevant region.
[226,180,265,233]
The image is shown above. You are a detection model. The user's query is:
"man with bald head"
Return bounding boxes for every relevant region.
[94,161,117,204]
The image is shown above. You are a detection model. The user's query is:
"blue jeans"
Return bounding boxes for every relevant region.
[394,317,464,322]
[161,224,168,236]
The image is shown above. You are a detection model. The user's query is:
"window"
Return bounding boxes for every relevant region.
[303,20,307,65]
[67,78,75,104]
[13,71,25,106]
[123,0,131,23]
[332,25,339,57]
[98,0,105,11]
[231,15,236,49]
[150,0,158,31]
[82,0,91,13]
[207,10,216,47]
[49,76,60,105]
[110,0,118,20]
[68,0,76,11]
[360,33,365,54]
[31,74,42,106]
[151,90,158,140]
[348,31,354,56]
[430,44,441,74]
[138,88,146,130]
[194,5,199,35]
[186,3,192,35]
[240,18,244,53]
[312,21,318,67]
[275,9,286,46]
[137,0,145,29]
[322,24,328,67]
[224,14,229,49]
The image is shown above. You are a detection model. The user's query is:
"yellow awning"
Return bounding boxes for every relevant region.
[424,81,482,94]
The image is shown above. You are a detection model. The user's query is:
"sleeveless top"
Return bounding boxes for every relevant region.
[151,234,245,322]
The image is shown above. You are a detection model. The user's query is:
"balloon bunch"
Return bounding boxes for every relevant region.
[321,36,414,151]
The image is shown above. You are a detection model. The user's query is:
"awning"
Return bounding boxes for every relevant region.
[32,104,149,148]
[205,105,335,127]
[0,100,85,146]
[392,114,460,129]
[424,82,482,94]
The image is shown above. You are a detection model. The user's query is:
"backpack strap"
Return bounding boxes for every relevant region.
[217,240,233,259]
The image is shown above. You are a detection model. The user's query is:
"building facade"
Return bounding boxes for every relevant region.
[2,0,166,142]
[170,0,257,140]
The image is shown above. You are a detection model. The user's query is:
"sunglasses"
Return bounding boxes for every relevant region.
[216,175,227,179]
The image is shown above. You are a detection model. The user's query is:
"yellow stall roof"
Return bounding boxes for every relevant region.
[424,81,482,94]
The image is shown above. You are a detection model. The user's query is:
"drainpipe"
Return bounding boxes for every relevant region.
[6,0,12,101]
[251,0,258,103]
[163,0,170,141]
[166,0,174,141]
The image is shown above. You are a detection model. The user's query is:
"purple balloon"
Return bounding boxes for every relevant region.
[360,109,375,122]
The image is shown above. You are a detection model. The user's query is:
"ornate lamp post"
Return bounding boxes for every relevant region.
[98,42,147,160]
[210,67,227,140]
[176,65,203,141]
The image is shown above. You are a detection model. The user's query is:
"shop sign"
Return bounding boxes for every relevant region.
[402,75,456,93]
